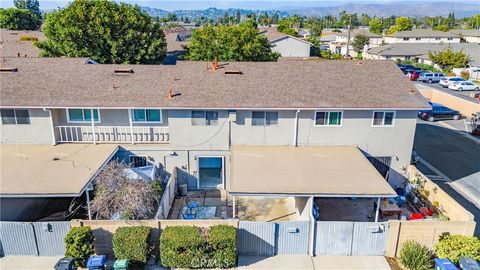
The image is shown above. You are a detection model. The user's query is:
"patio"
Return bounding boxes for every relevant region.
[167,190,298,221]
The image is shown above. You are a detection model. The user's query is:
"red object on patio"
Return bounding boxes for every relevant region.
[409,213,424,220]
[420,207,433,216]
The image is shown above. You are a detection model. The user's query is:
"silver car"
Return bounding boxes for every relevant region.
[418,72,445,83]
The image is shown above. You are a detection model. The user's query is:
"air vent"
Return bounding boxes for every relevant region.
[0,67,18,73]
[224,69,242,75]
[114,69,134,75]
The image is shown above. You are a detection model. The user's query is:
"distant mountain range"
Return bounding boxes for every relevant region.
[142,2,479,19]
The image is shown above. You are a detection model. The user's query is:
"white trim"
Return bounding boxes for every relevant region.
[314,110,343,127]
[371,111,396,127]
[251,111,279,127]
[130,108,163,123]
[196,156,225,190]
[66,108,101,123]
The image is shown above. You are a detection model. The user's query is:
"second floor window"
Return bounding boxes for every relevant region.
[315,111,342,126]
[447,37,453,40]
[373,111,395,126]
[192,111,218,126]
[1,109,30,125]
[403,37,409,41]
[132,109,161,123]
[67,109,100,123]
[252,111,278,126]
[415,38,421,41]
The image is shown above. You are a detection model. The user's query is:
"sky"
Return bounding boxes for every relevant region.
[0,0,478,11]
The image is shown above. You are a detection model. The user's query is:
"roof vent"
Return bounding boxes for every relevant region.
[0,67,18,73]
[224,69,242,75]
[114,69,134,75]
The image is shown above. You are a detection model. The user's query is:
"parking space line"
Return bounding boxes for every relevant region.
[418,157,451,182]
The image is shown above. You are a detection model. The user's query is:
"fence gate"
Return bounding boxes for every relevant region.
[237,221,275,256]
[315,221,389,256]
[32,222,70,256]
[276,221,310,255]
[0,222,38,256]
[0,221,70,256]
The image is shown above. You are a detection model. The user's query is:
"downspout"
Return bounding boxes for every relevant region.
[293,109,300,147]
[308,196,315,256]
[43,108,56,146]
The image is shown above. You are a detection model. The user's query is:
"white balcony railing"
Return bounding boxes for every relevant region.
[54,126,169,143]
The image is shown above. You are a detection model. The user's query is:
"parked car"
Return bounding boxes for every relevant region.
[418,102,461,121]
[418,72,445,83]
[409,71,419,81]
[448,81,480,91]
[439,77,466,88]
[398,64,415,73]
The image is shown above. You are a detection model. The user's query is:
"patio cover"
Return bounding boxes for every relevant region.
[0,144,118,197]
[229,145,397,197]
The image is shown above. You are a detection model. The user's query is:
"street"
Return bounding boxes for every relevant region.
[414,118,480,235]
[414,81,480,104]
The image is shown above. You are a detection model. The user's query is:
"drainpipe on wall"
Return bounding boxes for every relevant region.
[293,109,300,147]
[90,108,96,145]
[43,108,56,146]
[128,109,134,144]
[308,196,315,256]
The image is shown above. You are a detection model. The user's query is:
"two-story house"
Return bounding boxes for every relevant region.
[329,29,383,57]
[0,58,430,220]
[383,29,461,44]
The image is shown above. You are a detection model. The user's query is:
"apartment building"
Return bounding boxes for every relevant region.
[0,58,430,220]
[384,29,460,44]
[328,28,383,57]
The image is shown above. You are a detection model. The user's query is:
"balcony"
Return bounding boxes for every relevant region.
[54,126,169,144]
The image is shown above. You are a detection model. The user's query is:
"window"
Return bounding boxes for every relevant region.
[129,156,147,167]
[315,111,342,126]
[191,110,218,126]
[403,37,410,41]
[447,37,453,40]
[1,109,30,125]
[435,37,441,40]
[372,111,395,126]
[131,109,161,122]
[67,109,100,123]
[415,38,421,41]
[252,111,278,126]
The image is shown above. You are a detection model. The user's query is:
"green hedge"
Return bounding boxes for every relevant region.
[160,225,236,268]
[399,240,433,270]
[113,226,152,265]
[434,235,480,264]
[64,226,94,268]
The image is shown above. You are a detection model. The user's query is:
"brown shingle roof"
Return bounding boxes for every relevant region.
[0,58,429,109]
[0,29,45,58]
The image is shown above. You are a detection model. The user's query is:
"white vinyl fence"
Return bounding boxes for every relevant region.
[155,168,178,219]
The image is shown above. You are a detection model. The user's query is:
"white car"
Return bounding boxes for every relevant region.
[439,77,466,88]
[448,81,480,91]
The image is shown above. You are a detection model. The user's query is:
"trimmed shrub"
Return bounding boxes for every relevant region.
[460,70,470,80]
[399,240,433,270]
[113,226,151,265]
[208,225,237,268]
[160,225,237,268]
[160,226,205,268]
[19,35,38,41]
[64,226,94,268]
[434,235,480,264]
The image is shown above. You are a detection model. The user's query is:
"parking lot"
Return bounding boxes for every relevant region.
[414,118,480,235]
[414,81,480,103]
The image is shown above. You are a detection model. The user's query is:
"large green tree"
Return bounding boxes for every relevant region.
[184,25,279,61]
[36,0,166,64]
[352,34,370,54]
[14,0,40,18]
[428,47,470,71]
[0,8,40,30]
[387,17,413,34]
[368,18,383,34]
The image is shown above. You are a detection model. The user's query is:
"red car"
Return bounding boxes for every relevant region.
[409,72,419,81]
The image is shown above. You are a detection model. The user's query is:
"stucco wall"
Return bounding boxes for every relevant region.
[0,108,53,144]
[384,37,461,44]
[271,37,311,57]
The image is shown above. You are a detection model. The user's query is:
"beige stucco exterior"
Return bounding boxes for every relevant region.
[383,36,460,44]
[270,37,311,57]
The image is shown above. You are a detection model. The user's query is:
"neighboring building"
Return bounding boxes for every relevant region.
[364,43,480,68]
[450,29,480,44]
[384,29,460,44]
[0,29,45,58]
[329,29,383,57]
[259,27,312,57]
[0,58,429,220]
[163,31,189,64]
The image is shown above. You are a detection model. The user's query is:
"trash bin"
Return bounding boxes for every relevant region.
[459,257,480,270]
[435,258,459,270]
[87,255,107,270]
[113,259,129,270]
[53,257,75,270]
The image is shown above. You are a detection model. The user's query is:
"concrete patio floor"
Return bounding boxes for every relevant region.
[0,256,63,270]
[238,255,391,270]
